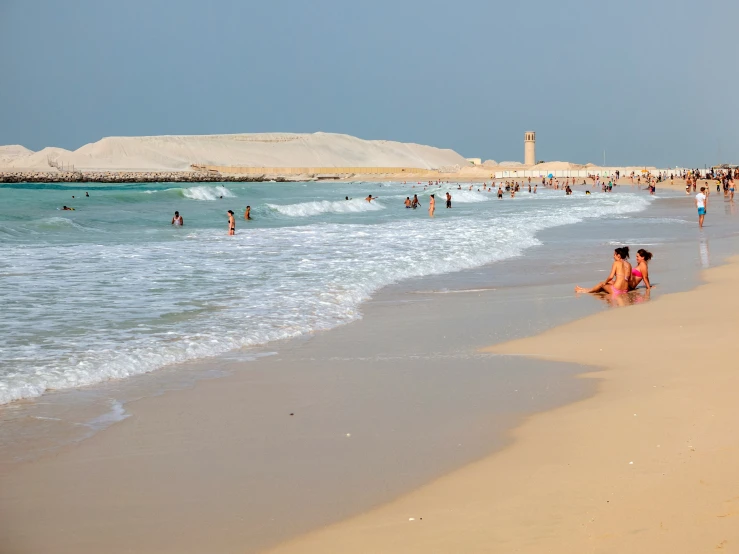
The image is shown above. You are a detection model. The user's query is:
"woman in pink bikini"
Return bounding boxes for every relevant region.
[629,249,652,290]
[575,246,632,296]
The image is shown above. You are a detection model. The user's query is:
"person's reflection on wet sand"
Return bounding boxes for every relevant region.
[592,288,652,308]
[699,237,710,269]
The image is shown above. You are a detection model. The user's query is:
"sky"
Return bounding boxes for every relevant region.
[1,0,737,167]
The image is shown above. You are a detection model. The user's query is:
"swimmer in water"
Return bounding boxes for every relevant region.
[411,194,420,209]
[62,205,74,211]
[404,197,411,208]
[244,206,251,220]
[171,210,183,226]
[366,194,375,202]
[85,191,89,197]
[429,194,435,217]
[227,210,235,235]
[446,192,452,208]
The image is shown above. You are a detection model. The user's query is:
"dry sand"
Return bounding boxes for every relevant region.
[264,258,739,554]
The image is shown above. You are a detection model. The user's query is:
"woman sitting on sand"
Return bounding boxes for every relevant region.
[629,249,652,290]
[575,246,632,296]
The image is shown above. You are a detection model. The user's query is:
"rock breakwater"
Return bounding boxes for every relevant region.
[0,170,303,184]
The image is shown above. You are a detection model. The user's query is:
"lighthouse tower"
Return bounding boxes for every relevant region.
[524,131,536,166]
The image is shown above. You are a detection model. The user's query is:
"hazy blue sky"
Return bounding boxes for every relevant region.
[1,0,736,167]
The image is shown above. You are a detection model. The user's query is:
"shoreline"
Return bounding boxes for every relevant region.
[1,187,736,553]
[262,256,739,554]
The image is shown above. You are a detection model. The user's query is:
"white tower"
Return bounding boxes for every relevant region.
[524,131,536,166]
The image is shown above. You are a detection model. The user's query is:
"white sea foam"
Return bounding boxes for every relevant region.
[181,185,236,200]
[0,188,654,405]
[267,198,385,217]
[443,189,493,203]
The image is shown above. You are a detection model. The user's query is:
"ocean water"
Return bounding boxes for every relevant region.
[0,181,653,404]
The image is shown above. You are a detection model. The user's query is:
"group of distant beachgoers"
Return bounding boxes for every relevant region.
[66,169,737,302]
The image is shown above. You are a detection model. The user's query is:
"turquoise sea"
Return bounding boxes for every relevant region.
[0,181,653,404]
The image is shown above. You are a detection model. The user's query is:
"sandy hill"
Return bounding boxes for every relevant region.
[0,133,470,171]
[0,145,35,164]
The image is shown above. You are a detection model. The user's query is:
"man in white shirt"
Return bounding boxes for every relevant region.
[695,187,707,228]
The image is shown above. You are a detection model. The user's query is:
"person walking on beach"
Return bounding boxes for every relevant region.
[696,187,707,228]
[244,206,251,220]
[227,210,235,235]
[171,211,183,226]
[575,247,632,296]
[445,192,452,208]
[429,194,435,218]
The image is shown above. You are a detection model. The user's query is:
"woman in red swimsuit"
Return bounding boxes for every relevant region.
[629,249,652,290]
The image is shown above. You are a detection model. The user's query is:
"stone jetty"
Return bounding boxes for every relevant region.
[0,170,306,184]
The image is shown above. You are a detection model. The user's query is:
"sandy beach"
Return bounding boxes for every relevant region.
[1,186,737,553]
[262,257,739,554]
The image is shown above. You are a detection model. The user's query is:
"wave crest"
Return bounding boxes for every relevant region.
[267,199,385,217]
[181,186,236,201]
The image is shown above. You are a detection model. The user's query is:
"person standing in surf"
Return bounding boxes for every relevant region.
[244,206,251,220]
[171,211,183,226]
[429,194,435,218]
[227,210,235,235]
[446,192,452,208]
[695,187,707,228]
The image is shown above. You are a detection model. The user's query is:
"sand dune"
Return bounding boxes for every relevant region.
[1,133,470,171]
[0,145,34,164]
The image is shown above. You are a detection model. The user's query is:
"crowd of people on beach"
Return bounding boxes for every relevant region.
[62,172,734,298]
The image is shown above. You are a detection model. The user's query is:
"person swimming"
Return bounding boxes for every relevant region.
[575,246,632,296]
[171,211,183,226]
[62,206,74,211]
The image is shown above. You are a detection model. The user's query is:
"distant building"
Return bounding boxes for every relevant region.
[466,158,482,166]
[524,132,536,166]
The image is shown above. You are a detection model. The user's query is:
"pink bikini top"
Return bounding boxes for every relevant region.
[632,268,643,278]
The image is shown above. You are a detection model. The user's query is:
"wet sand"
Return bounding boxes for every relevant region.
[0,283,596,554]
